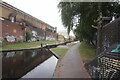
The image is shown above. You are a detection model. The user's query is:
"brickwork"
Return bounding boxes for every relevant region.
[1,2,55,31]
[1,19,25,42]
[0,1,58,42]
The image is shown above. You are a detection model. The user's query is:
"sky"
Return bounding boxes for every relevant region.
[2,0,74,36]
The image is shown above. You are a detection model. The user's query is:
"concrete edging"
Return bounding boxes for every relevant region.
[49,49,59,59]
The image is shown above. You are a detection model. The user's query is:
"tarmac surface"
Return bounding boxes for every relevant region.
[53,42,91,79]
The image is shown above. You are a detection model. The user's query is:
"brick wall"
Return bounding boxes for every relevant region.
[1,2,51,31]
[1,2,58,42]
[2,19,25,42]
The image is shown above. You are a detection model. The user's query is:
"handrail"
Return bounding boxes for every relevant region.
[86,52,120,79]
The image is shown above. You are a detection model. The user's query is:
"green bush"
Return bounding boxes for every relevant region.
[26,31,32,42]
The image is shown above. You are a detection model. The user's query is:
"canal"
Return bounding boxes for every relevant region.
[2,48,58,79]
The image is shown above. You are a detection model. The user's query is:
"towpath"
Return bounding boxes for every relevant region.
[54,42,91,79]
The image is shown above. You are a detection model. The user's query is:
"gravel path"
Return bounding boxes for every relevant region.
[53,42,91,79]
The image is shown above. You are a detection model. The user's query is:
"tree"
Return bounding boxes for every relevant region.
[26,31,32,42]
[58,2,120,45]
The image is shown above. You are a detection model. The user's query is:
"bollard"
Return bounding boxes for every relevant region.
[41,43,43,48]
[41,43,43,51]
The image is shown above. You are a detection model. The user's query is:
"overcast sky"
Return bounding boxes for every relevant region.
[2,0,74,35]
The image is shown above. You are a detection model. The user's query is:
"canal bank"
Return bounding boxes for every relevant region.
[1,41,69,52]
[1,41,73,79]
[2,48,58,79]
[53,42,91,78]
[1,40,56,51]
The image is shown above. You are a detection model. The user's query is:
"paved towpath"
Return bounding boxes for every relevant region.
[54,42,91,78]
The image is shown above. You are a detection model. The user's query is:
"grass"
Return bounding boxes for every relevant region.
[51,48,68,58]
[1,40,58,51]
[79,42,96,63]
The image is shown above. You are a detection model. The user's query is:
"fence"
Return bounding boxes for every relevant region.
[97,18,120,54]
[87,52,120,79]
[87,18,120,79]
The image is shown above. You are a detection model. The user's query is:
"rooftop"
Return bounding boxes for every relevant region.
[1,1,55,29]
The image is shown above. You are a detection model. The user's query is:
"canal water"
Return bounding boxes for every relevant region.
[2,48,58,79]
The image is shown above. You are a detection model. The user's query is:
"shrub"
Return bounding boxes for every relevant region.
[26,31,32,42]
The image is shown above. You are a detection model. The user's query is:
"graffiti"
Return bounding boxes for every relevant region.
[103,35,110,51]
[32,31,37,37]
[6,35,16,42]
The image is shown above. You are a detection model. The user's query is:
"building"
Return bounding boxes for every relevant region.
[58,30,69,39]
[57,34,65,42]
[0,1,57,43]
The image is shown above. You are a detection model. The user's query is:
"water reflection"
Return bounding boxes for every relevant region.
[22,56,58,78]
[2,48,58,79]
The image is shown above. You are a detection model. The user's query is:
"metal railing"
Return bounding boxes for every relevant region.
[86,52,120,80]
